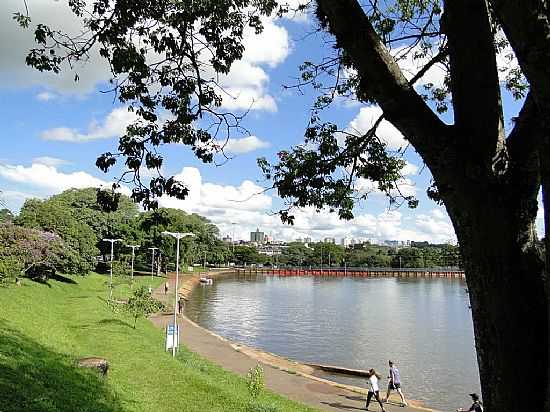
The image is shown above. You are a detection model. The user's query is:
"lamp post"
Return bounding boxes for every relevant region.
[161,231,195,357]
[148,247,158,281]
[126,244,140,285]
[231,222,236,253]
[103,238,122,299]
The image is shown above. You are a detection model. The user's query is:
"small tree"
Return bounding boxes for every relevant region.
[125,286,164,329]
[246,364,265,400]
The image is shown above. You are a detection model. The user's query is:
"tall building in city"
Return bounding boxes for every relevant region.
[324,237,336,244]
[250,228,265,244]
[341,237,352,247]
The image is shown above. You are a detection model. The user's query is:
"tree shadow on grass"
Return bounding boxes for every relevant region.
[0,321,124,412]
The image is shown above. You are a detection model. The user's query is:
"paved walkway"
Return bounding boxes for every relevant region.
[149,273,433,412]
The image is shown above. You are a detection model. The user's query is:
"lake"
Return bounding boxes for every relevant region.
[184,274,480,411]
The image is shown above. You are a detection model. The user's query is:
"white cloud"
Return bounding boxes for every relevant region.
[216,60,278,112]
[414,209,456,243]
[0,0,111,94]
[32,156,70,167]
[154,167,453,244]
[217,136,270,154]
[348,106,408,151]
[0,163,107,193]
[36,91,57,102]
[242,19,290,67]
[0,190,39,213]
[40,107,137,142]
[214,17,291,112]
[159,167,272,213]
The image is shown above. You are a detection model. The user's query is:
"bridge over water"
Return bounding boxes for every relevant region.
[235,267,465,279]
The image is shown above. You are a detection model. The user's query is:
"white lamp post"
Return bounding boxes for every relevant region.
[148,247,158,281]
[103,238,122,299]
[231,222,237,253]
[161,231,195,357]
[126,245,140,285]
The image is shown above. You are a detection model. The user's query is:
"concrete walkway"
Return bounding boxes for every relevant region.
[149,272,433,412]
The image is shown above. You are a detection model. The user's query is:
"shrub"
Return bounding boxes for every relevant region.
[246,364,265,400]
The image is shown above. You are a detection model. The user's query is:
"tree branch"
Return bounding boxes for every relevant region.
[507,93,541,208]
[444,0,505,156]
[491,0,550,107]
[316,0,452,173]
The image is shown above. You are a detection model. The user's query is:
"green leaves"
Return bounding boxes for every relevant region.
[124,286,164,328]
[23,0,280,208]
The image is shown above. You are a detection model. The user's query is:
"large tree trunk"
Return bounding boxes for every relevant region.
[446,187,546,411]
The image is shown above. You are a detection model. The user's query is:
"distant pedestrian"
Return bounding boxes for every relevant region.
[164,282,169,294]
[15,277,21,287]
[457,393,483,412]
[148,286,153,295]
[366,368,386,412]
[384,360,408,406]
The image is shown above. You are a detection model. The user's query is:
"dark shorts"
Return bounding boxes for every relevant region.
[388,382,401,390]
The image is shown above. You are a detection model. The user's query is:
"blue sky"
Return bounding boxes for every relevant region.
[0,0,541,243]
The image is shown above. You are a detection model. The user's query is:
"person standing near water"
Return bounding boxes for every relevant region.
[365,369,386,412]
[384,360,408,406]
[457,393,483,412]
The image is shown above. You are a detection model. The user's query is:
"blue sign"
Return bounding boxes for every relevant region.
[165,324,179,350]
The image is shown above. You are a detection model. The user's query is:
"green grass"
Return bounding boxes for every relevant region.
[0,274,315,412]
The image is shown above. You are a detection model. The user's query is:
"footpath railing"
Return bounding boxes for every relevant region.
[235,267,465,279]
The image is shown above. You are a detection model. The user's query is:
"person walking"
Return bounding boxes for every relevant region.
[384,360,408,406]
[164,281,169,294]
[366,368,386,412]
[457,393,483,412]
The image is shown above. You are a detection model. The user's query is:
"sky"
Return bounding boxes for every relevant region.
[0,0,543,244]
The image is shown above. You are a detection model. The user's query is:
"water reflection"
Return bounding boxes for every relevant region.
[184,274,480,411]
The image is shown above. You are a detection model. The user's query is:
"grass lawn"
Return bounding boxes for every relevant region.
[0,274,315,412]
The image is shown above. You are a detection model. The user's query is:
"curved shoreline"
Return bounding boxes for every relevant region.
[170,270,439,412]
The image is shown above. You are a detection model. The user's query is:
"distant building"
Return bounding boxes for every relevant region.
[304,237,312,243]
[250,228,265,244]
[324,237,336,244]
[341,237,352,248]
[222,235,232,243]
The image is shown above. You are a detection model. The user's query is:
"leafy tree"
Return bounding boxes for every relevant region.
[18,1,550,410]
[136,208,226,266]
[0,209,14,223]
[124,286,164,329]
[232,245,263,266]
[16,198,98,274]
[280,242,313,266]
[47,188,139,259]
[0,223,67,282]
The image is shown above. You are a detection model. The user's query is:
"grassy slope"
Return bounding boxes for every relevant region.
[0,275,315,412]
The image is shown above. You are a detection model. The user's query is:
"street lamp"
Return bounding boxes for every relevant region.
[161,231,195,357]
[126,244,140,285]
[148,247,158,281]
[231,222,236,253]
[103,238,122,299]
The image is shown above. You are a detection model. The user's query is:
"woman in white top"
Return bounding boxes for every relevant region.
[366,368,386,412]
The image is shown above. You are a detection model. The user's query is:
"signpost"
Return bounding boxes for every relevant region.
[165,324,179,352]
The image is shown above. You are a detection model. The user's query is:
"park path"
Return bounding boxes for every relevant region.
[149,272,433,412]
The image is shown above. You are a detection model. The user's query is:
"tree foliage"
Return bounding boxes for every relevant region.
[16,198,98,274]
[124,286,164,329]
[0,223,67,283]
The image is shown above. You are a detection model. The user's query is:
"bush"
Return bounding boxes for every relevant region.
[246,364,265,400]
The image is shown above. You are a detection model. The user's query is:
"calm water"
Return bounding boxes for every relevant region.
[184,274,480,411]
